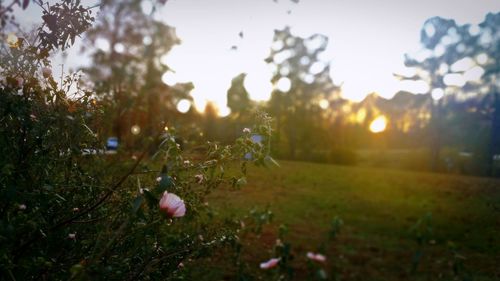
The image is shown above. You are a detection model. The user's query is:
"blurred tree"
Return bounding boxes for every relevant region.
[405,17,468,171]
[203,102,219,141]
[266,27,338,159]
[227,73,252,119]
[225,73,255,142]
[478,13,500,176]
[81,0,185,147]
[405,17,478,171]
[404,14,500,175]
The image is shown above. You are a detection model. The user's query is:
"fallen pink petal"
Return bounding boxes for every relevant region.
[307,252,327,263]
[260,258,280,270]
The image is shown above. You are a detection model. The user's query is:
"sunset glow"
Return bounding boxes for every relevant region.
[158,0,498,113]
[369,116,387,133]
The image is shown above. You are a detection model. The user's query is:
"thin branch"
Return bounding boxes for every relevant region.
[13,135,159,261]
[49,150,147,231]
[0,0,20,17]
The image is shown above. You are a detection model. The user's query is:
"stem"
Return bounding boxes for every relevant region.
[13,135,157,261]
[0,0,19,17]
[49,150,147,231]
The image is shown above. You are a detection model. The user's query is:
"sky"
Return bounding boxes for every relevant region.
[156,0,500,113]
[13,0,500,114]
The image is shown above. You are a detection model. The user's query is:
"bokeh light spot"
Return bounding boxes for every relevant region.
[176,99,191,113]
[131,125,141,135]
[369,116,387,133]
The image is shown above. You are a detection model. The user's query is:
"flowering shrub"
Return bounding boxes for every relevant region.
[0,61,275,280]
[0,53,275,278]
[0,1,281,280]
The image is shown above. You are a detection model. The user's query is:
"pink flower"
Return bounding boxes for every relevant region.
[159,191,186,218]
[42,67,52,78]
[306,252,326,263]
[15,77,24,88]
[260,258,280,270]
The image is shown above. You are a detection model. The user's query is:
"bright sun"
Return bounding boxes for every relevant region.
[369,116,387,133]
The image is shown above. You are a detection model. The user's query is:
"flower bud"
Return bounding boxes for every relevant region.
[42,67,52,78]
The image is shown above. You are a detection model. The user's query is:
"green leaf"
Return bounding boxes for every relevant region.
[132,195,143,214]
[236,177,247,187]
[158,175,174,192]
[143,189,158,210]
[70,263,84,279]
[264,155,280,167]
[317,269,328,280]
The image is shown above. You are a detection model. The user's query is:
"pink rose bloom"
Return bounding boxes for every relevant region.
[159,191,186,218]
[260,258,280,270]
[306,252,326,263]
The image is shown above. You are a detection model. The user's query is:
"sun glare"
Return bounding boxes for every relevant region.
[218,106,231,117]
[319,99,329,109]
[369,116,387,133]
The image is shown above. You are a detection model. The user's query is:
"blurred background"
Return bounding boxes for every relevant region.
[13,0,500,176]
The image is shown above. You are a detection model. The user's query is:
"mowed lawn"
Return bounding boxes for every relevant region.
[208,161,500,280]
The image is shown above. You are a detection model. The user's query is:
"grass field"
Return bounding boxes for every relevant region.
[206,161,500,280]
